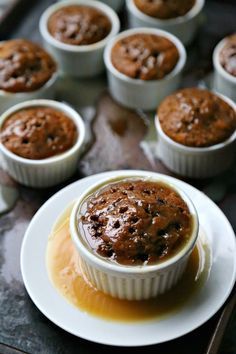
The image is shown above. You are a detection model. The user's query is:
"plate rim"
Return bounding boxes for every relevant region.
[20,170,236,347]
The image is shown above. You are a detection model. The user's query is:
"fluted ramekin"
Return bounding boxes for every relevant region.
[104,27,186,111]
[0,70,58,115]
[213,36,236,102]
[155,93,236,178]
[39,0,120,78]
[126,0,205,45]
[0,99,85,188]
[70,172,199,300]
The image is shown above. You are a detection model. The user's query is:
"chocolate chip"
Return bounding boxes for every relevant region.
[131,216,139,223]
[22,138,29,144]
[137,253,148,262]
[157,198,165,205]
[113,220,120,229]
[90,214,99,222]
[157,229,166,237]
[129,227,136,234]
[119,206,128,213]
[143,189,151,195]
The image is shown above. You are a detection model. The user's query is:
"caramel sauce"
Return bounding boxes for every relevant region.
[46,204,210,323]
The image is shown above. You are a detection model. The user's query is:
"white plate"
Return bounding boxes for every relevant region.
[21,170,236,347]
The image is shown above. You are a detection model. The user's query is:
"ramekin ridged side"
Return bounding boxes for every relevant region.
[213,37,236,102]
[78,252,189,300]
[0,99,86,188]
[126,0,205,45]
[70,173,199,300]
[39,0,120,78]
[104,28,186,111]
[155,94,236,178]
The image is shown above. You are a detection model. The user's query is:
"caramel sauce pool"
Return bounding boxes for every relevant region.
[46,204,210,323]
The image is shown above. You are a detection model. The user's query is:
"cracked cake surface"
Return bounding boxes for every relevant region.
[111,33,179,80]
[0,39,56,93]
[0,107,77,159]
[48,5,111,45]
[158,88,236,147]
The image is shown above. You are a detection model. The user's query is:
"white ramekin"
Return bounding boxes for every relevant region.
[104,27,186,111]
[126,0,205,45]
[0,99,85,188]
[155,93,236,179]
[99,0,124,12]
[213,36,236,102]
[70,172,199,300]
[0,71,58,115]
[39,0,120,78]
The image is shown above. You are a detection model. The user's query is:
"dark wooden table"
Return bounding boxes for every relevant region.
[0,1,236,353]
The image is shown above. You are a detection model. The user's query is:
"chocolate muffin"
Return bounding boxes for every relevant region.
[0,107,77,159]
[219,34,236,77]
[111,33,179,80]
[48,5,111,45]
[78,179,192,265]
[134,0,195,20]
[158,88,236,147]
[0,39,56,93]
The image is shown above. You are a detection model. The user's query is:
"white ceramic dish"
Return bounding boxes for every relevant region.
[70,173,199,300]
[40,0,120,78]
[213,36,236,102]
[126,0,205,45]
[21,170,236,346]
[104,27,186,110]
[155,92,236,178]
[0,99,86,188]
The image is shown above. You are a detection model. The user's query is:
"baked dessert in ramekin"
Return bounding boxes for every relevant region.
[70,172,199,300]
[39,0,120,77]
[0,39,58,114]
[104,28,186,110]
[155,88,236,178]
[0,99,85,188]
[126,0,205,45]
[213,33,236,102]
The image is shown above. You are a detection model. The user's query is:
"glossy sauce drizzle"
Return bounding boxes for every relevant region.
[46,205,210,323]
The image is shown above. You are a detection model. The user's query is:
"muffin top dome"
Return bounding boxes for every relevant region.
[158,88,236,147]
[0,106,77,159]
[0,39,56,93]
[47,5,111,45]
[111,33,179,80]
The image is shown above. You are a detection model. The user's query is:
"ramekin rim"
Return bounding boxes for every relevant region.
[126,0,205,25]
[155,90,236,152]
[70,172,199,275]
[39,0,120,53]
[0,99,86,165]
[213,35,236,84]
[104,27,186,85]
